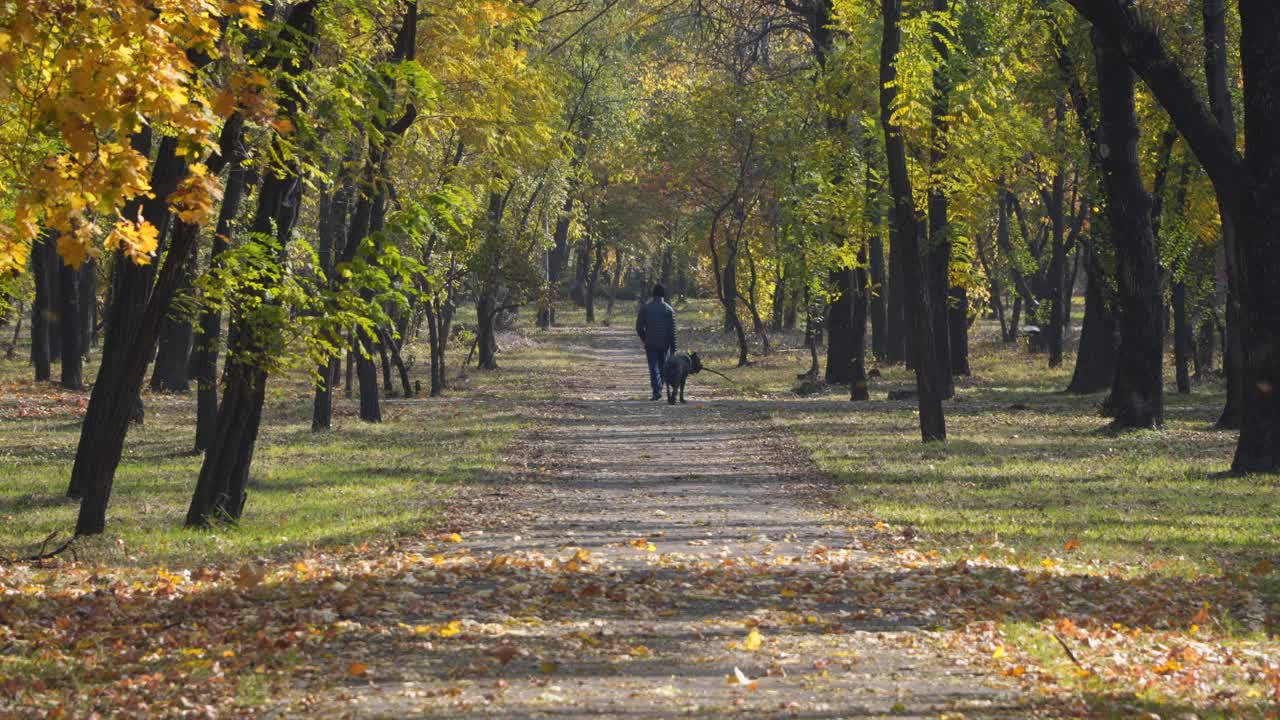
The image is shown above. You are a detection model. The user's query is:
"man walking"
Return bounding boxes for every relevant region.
[636,284,676,401]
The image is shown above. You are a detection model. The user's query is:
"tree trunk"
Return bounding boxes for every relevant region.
[476,293,499,370]
[851,250,871,401]
[585,238,603,323]
[1194,315,1214,379]
[1204,0,1243,430]
[1231,0,1280,472]
[882,0,945,441]
[66,127,187,525]
[58,257,82,390]
[927,0,954,396]
[80,258,96,353]
[1067,240,1119,394]
[186,0,321,527]
[30,231,53,382]
[1093,28,1163,429]
[885,214,907,363]
[193,125,250,449]
[378,334,394,396]
[869,223,888,362]
[149,245,196,393]
[824,269,854,384]
[1172,281,1192,393]
[1045,152,1068,368]
[356,327,383,419]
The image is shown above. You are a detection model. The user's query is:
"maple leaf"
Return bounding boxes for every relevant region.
[105,212,159,265]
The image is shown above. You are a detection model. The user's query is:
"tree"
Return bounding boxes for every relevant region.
[882,0,946,442]
[1063,0,1280,470]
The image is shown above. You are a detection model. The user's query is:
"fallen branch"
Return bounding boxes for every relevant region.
[18,531,78,564]
[1053,632,1085,670]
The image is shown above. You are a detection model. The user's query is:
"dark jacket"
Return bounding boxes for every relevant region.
[636,299,676,353]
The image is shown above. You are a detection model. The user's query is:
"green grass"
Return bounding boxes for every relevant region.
[0,322,532,567]
[674,299,1278,581]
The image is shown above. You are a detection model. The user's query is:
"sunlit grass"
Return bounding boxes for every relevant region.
[0,313,533,566]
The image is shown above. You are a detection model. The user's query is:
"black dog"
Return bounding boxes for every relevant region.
[663,351,702,404]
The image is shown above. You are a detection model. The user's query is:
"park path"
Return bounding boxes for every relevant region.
[327,327,1024,718]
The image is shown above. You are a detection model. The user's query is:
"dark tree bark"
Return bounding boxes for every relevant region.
[1194,315,1215,379]
[882,0,945,441]
[885,214,907,363]
[851,259,871,401]
[345,347,354,398]
[311,170,350,431]
[825,269,854,385]
[378,334,394,395]
[67,128,194,533]
[993,188,1019,343]
[741,233,770,354]
[80,258,96,353]
[186,0,321,527]
[58,257,83,390]
[193,114,249,451]
[1068,240,1119,394]
[1044,142,1068,368]
[1230,0,1280,471]
[1060,0,1280,467]
[149,245,196,393]
[47,238,60,366]
[30,231,53,382]
[1093,28,1164,429]
[585,237,604,323]
[926,0,954,396]
[1202,0,1243,429]
[476,293,499,370]
[869,220,888,362]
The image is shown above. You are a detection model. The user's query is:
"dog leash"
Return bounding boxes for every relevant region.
[700,366,743,386]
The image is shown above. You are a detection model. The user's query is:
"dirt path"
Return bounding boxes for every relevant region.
[318,327,1026,718]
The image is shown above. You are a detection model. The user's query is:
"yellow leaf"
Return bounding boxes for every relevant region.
[991,645,1006,659]
[629,538,656,552]
[438,532,463,543]
[743,628,763,652]
[437,620,463,638]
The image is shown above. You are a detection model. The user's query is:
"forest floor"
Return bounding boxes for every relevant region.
[2,312,1278,718]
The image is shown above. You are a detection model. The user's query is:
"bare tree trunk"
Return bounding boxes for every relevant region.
[1093,28,1163,429]
[882,0,945,441]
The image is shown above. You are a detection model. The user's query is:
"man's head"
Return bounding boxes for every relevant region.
[652,283,666,300]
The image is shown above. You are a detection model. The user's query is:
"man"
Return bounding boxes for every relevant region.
[635,283,676,401]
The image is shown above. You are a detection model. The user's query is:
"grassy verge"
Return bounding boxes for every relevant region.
[679,298,1279,710]
[0,317,551,566]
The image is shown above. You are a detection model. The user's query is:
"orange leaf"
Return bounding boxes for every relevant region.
[347,662,368,678]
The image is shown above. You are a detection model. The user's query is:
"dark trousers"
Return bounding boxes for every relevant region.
[645,348,668,394]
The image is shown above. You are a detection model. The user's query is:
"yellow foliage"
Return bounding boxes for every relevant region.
[0,0,264,273]
[105,213,160,266]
